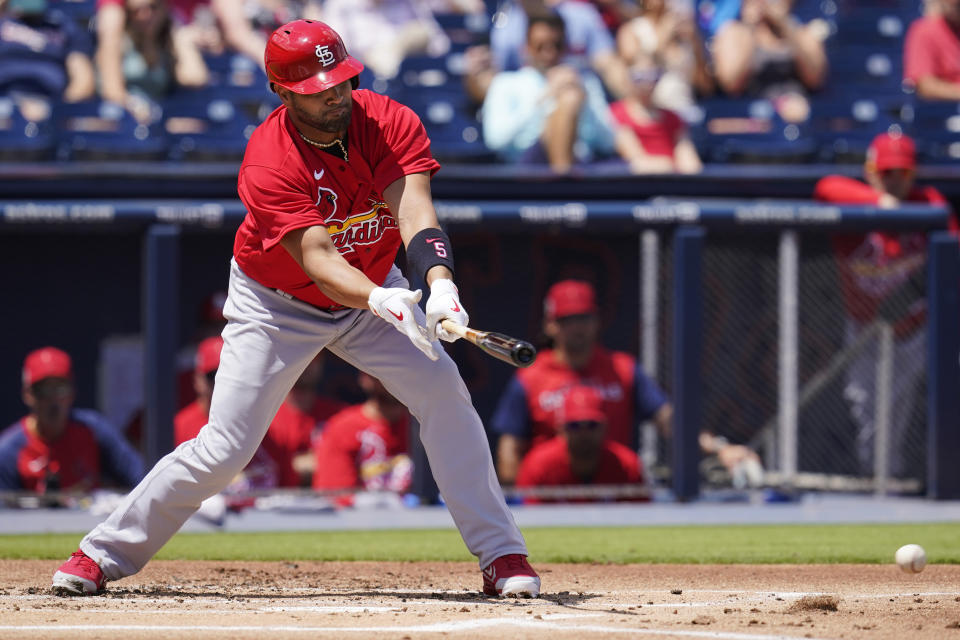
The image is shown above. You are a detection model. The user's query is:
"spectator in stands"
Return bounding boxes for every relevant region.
[174,336,301,493]
[711,0,828,122]
[464,0,630,105]
[482,13,615,173]
[589,0,641,33]
[610,61,703,174]
[312,372,413,505]
[814,131,960,478]
[94,0,265,121]
[0,0,95,117]
[321,0,451,79]
[0,347,144,494]
[491,279,761,486]
[904,0,960,100]
[515,385,646,503]
[616,0,713,114]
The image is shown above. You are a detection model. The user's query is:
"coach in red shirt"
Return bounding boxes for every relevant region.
[814,132,959,478]
[904,0,960,100]
[516,385,645,504]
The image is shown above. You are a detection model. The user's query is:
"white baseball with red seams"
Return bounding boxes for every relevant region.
[895,544,926,573]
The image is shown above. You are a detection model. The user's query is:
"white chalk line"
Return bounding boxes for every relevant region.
[0,621,837,639]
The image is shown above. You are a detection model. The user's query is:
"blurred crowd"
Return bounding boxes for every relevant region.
[3,0,960,168]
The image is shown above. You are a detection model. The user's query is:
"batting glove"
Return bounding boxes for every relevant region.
[425,278,469,342]
[368,287,438,361]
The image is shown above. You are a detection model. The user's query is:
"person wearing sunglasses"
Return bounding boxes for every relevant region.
[514,385,644,503]
[0,347,143,496]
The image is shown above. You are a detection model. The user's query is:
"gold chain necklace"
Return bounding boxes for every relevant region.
[298,131,348,161]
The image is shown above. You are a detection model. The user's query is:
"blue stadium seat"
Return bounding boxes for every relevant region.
[200,53,272,106]
[909,100,960,163]
[162,90,257,161]
[51,0,97,21]
[0,97,55,161]
[55,99,167,161]
[400,92,493,163]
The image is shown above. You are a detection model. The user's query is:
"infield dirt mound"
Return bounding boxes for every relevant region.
[2,560,959,639]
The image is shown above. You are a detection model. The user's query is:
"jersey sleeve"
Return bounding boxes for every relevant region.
[490,376,532,438]
[813,175,880,204]
[634,366,668,421]
[904,19,934,85]
[370,100,441,197]
[75,409,145,488]
[0,424,25,490]
[238,165,320,252]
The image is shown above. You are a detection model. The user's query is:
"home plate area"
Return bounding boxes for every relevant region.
[2,561,959,639]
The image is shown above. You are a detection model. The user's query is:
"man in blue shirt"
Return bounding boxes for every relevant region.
[481,12,614,173]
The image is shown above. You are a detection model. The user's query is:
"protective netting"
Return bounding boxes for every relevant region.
[650,231,927,493]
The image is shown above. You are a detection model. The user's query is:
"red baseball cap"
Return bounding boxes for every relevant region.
[195,336,224,375]
[23,347,72,388]
[544,280,598,320]
[868,132,916,171]
[558,385,606,426]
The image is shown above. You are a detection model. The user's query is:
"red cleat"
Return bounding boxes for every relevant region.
[482,554,540,598]
[52,550,106,595]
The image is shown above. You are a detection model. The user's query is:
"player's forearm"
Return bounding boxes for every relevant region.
[303,253,378,308]
[280,226,377,308]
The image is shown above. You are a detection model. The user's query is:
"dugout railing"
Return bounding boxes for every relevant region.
[1,198,957,501]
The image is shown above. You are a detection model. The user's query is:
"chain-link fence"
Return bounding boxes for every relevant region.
[648,230,928,493]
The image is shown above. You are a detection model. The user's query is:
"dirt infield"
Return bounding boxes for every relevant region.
[2,560,959,639]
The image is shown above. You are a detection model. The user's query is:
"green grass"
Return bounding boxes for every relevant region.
[2,523,959,564]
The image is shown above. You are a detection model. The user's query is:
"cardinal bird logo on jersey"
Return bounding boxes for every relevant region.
[315,183,339,220]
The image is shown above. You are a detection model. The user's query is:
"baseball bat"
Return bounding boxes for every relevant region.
[440,320,537,368]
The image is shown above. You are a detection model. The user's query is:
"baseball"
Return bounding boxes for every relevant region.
[895,544,927,573]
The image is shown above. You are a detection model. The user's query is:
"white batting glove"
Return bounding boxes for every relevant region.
[368,287,438,361]
[425,279,469,342]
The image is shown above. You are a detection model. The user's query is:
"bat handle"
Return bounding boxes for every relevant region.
[440,319,470,339]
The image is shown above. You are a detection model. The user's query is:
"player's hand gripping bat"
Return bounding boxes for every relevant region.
[440,320,536,368]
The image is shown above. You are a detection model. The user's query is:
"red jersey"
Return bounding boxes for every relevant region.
[609,102,685,159]
[814,175,958,333]
[312,405,409,492]
[0,411,144,492]
[174,400,300,487]
[234,90,440,309]
[496,347,646,448]
[515,436,644,504]
[904,15,960,86]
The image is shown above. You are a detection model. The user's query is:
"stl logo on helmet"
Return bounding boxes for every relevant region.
[315,44,335,67]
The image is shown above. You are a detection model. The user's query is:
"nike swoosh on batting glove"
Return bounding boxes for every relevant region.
[368,287,438,361]
[425,279,469,342]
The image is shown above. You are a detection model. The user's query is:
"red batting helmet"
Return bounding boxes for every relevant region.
[265,20,363,94]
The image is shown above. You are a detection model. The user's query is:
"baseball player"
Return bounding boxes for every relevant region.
[0,347,144,495]
[52,19,539,599]
[515,385,646,504]
[312,372,413,506]
[814,132,960,478]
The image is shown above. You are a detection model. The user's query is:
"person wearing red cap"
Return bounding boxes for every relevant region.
[904,0,960,100]
[0,347,143,495]
[815,132,960,478]
[492,279,670,486]
[515,385,646,504]
[54,20,538,600]
[492,278,761,487]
